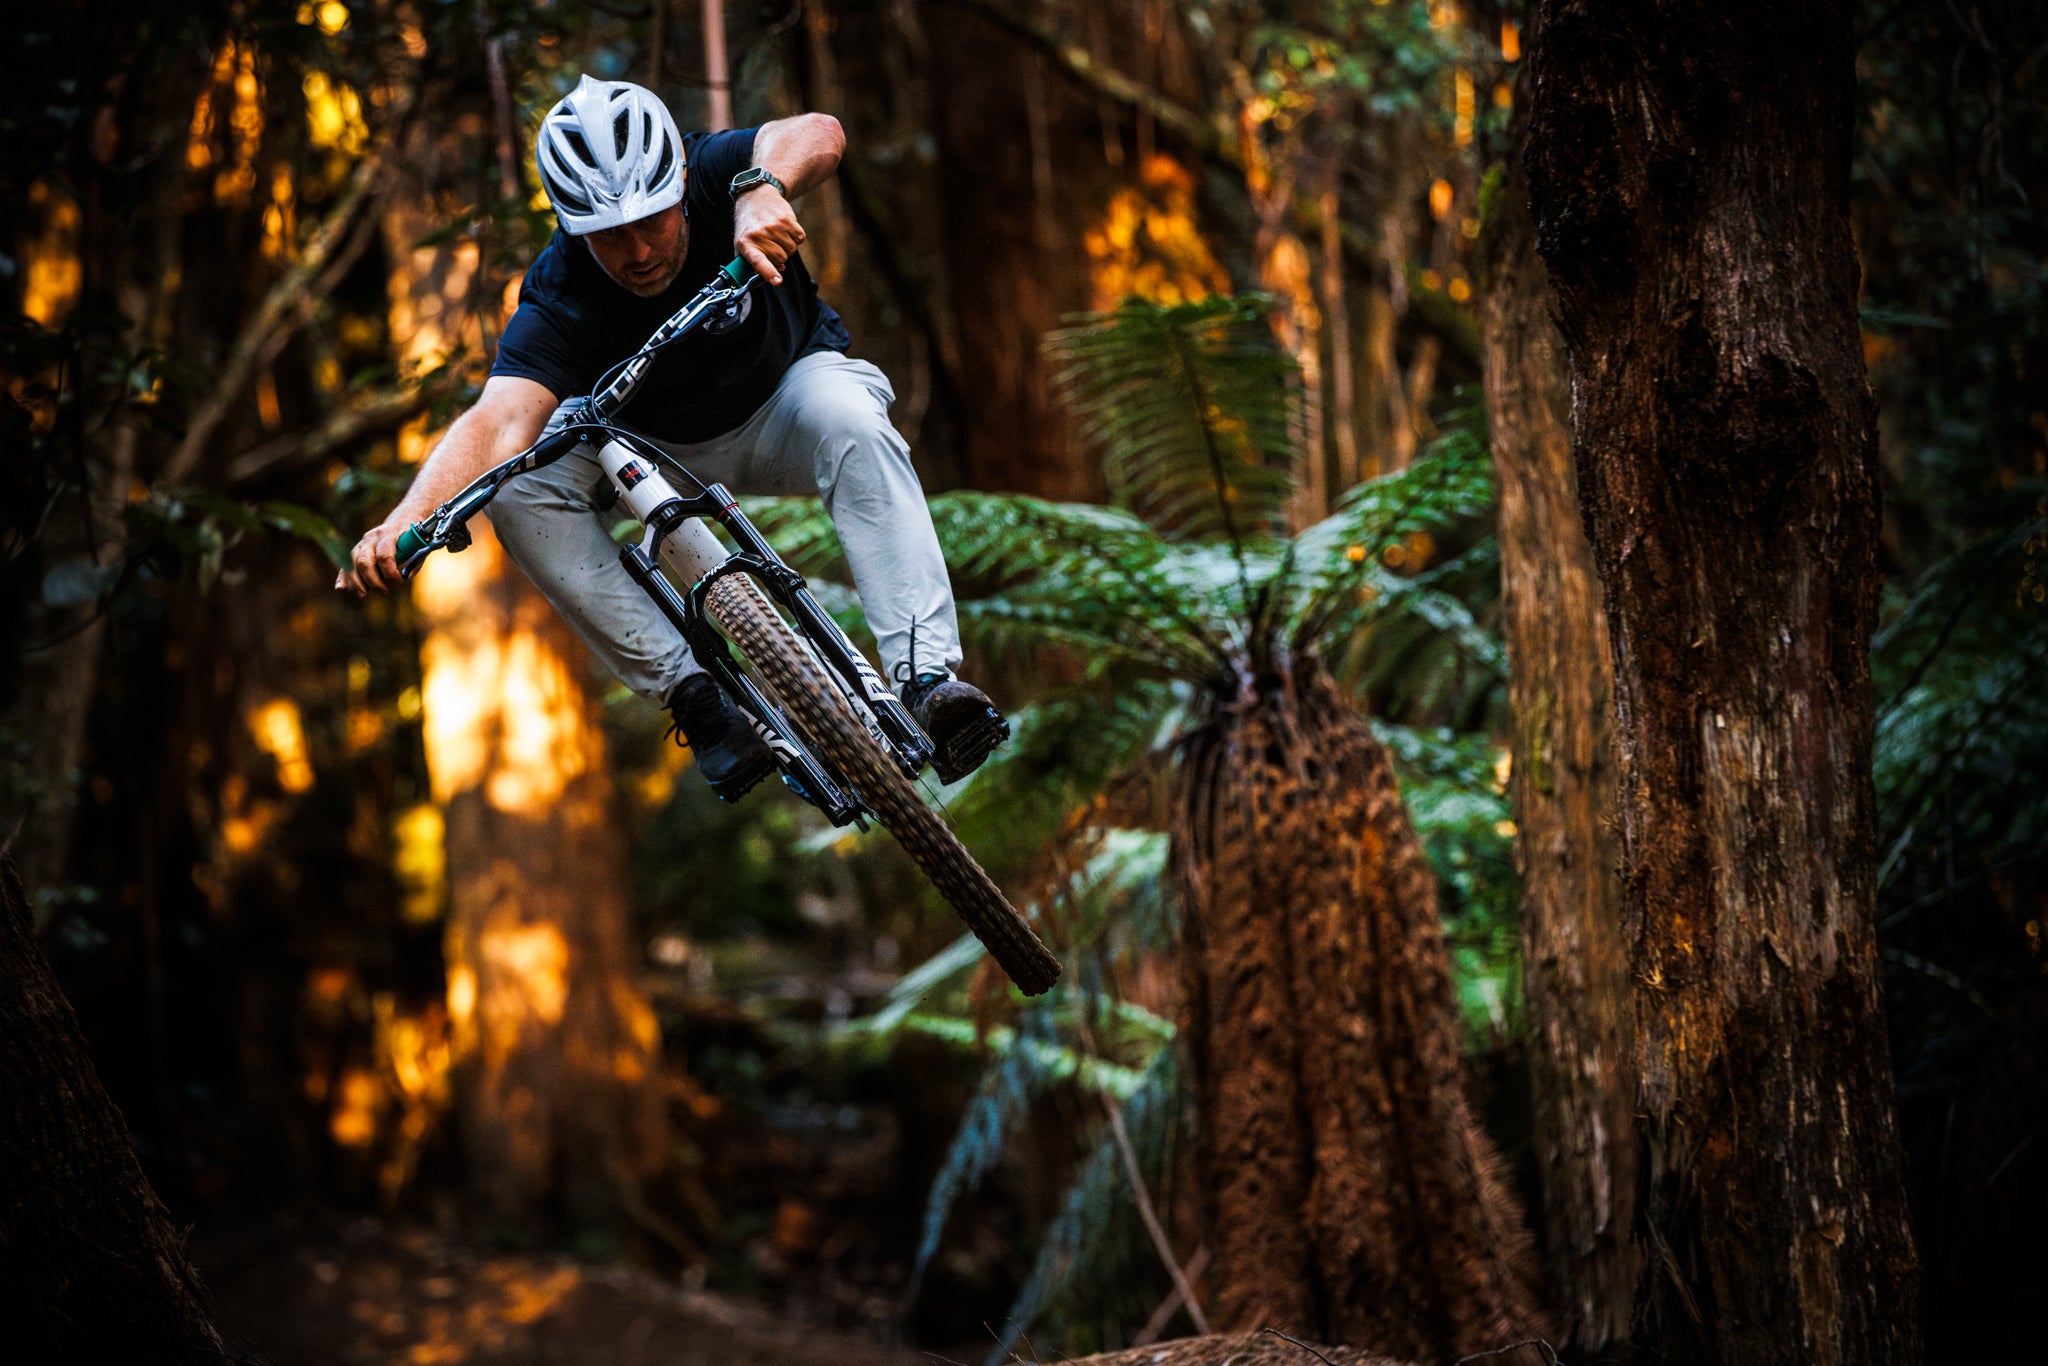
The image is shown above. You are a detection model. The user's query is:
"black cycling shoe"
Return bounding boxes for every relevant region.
[666,674,774,802]
[899,671,1010,784]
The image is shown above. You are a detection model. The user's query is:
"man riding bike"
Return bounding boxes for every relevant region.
[337,75,1007,800]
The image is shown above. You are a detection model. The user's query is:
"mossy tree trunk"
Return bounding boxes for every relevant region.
[1175,662,1548,1360]
[1525,2,1921,1359]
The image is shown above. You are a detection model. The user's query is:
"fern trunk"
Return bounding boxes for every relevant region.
[1175,661,1548,1358]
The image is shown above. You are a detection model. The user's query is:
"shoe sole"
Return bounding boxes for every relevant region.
[931,706,1010,785]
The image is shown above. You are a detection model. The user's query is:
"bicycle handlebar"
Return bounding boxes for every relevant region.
[391,255,758,579]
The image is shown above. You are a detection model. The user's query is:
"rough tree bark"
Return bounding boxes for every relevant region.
[412,523,672,1236]
[1524,3,1921,1361]
[1176,665,1549,1361]
[0,856,240,1362]
[1478,122,1637,1351]
[384,145,671,1238]
[1058,1333,1414,1366]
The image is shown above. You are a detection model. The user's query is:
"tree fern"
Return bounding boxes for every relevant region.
[754,295,1516,1348]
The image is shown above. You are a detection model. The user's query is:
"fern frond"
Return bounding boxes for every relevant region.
[1318,541,1506,724]
[944,684,1181,880]
[1047,295,1298,555]
[1287,414,1496,649]
[911,1001,1064,1291]
[933,492,1239,681]
[735,495,845,576]
[985,1045,1185,1365]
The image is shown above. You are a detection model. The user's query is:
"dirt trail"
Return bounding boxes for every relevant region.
[199,1218,929,1366]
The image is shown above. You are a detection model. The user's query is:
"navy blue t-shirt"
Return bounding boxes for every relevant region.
[491,127,849,444]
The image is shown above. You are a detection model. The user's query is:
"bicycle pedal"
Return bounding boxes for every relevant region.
[930,706,1010,785]
[707,760,773,804]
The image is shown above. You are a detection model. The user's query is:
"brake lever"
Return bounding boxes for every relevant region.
[396,510,470,581]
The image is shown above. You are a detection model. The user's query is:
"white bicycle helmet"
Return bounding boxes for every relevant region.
[535,75,686,235]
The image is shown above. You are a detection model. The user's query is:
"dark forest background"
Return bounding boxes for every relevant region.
[2,2,2043,1363]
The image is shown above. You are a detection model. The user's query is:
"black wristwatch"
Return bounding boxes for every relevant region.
[729,167,787,199]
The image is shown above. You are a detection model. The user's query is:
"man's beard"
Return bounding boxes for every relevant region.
[596,216,690,297]
[608,256,684,297]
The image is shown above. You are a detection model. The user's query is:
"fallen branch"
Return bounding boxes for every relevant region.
[1451,1340,1560,1366]
[1263,1327,1339,1365]
[1068,982,1210,1337]
[1050,1334,1415,1366]
[1134,1244,1211,1347]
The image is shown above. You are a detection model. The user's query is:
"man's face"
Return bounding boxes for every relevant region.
[583,202,689,297]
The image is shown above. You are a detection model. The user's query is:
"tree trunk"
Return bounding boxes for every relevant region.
[1176,663,1548,1360]
[1478,121,1637,1351]
[413,523,672,1235]
[1524,3,1921,1361]
[0,856,239,1362]
[383,156,671,1238]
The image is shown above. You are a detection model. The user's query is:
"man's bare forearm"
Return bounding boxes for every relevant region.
[386,405,513,527]
[750,114,843,199]
[337,375,556,594]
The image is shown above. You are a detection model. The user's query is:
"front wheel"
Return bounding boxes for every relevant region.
[706,576,1061,996]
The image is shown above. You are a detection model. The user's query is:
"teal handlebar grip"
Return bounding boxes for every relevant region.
[395,523,429,563]
[719,255,755,287]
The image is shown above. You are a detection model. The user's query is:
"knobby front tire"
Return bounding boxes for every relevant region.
[706,576,1062,996]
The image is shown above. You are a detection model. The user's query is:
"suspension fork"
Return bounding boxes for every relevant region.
[617,539,862,825]
[587,436,854,821]
[587,433,936,780]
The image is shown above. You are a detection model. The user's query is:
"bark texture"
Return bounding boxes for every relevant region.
[0,856,239,1362]
[1478,128,1637,1351]
[1059,1333,1415,1366]
[1524,3,1921,1360]
[1176,664,1548,1359]
[383,160,671,1235]
[413,521,672,1234]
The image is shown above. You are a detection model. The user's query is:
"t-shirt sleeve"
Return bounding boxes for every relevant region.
[689,127,760,207]
[490,277,580,401]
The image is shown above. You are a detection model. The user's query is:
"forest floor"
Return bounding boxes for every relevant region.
[195,1217,1413,1366]
[198,1215,933,1366]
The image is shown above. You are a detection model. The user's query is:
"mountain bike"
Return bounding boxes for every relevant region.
[394,258,1060,995]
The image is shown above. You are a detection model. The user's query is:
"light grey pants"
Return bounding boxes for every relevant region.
[489,350,964,701]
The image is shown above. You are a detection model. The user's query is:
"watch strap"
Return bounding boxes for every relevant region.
[729,167,787,199]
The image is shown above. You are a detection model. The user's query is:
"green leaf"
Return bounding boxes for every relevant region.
[259,500,350,568]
